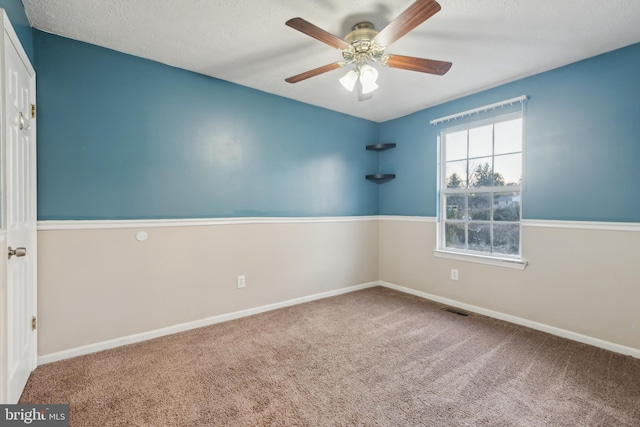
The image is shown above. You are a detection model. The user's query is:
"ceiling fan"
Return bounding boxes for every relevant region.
[284,0,452,101]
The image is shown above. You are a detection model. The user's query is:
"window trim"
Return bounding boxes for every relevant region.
[433,249,528,270]
[437,112,525,264]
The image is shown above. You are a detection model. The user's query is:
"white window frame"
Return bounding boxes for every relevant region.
[434,112,527,270]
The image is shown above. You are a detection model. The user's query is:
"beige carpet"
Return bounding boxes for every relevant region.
[20,287,640,426]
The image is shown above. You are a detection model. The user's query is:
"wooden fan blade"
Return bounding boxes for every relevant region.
[286,18,351,50]
[374,0,441,47]
[383,54,452,75]
[285,62,344,83]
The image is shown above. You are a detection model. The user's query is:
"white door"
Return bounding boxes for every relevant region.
[1,11,37,404]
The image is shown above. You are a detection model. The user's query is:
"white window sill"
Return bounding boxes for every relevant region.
[433,250,528,270]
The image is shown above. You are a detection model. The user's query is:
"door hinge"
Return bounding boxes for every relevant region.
[31,104,36,119]
[31,316,37,331]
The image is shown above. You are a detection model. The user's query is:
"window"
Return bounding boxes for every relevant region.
[439,114,523,259]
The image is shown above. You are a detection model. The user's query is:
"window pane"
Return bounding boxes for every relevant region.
[493,223,520,255]
[468,157,493,188]
[495,118,522,155]
[445,195,466,220]
[493,192,520,222]
[439,114,522,259]
[445,222,466,250]
[493,153,522,186]
[468,124,493,159]
[469,193,491,220]
[445,130,467,161]
[445,160,467,188]
[468,223,491,253]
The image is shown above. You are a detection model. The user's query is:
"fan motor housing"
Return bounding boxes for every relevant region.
[342,22,385,63]
[344,22,378,44]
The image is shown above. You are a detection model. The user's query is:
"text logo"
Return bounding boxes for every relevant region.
[0,405,69,426]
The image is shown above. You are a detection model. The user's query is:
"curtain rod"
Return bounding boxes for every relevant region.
[430,95,528,125]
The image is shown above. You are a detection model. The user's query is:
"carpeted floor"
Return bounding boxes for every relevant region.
[20,287,640,426]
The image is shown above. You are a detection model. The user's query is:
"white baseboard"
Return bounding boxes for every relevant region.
[379,281,640,359]
[38,281,379,365]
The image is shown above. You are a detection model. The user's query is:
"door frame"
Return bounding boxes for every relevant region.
[0,9,37,404]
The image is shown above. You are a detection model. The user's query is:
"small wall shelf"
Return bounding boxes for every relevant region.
[366,143,396,152]
[366,143,396,183]
[366,174,396,183]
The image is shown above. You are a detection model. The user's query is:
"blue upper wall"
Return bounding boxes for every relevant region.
[379,42,640,222]
[17,0,640,223]
[0,0,33,63]
[34,31,379,220]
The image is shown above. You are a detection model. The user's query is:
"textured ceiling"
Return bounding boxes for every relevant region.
[22,0,640,122]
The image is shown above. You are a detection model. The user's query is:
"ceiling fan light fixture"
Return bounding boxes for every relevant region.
[359,64,378,84]
[339,69,359,92]
[358,64,379,94]
[360,79,379,94]
[285,1,453,103]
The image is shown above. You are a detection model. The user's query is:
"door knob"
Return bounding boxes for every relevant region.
[8,246,27,259]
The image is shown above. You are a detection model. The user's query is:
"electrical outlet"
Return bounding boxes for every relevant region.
[451,269,459,281]
[237,275,246,289]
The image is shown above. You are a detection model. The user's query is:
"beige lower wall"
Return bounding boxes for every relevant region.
[37,217,640,359]
[37,220,379,356]
[379,219,640,351]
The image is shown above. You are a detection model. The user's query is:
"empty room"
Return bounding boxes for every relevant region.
[1,0,639,425]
